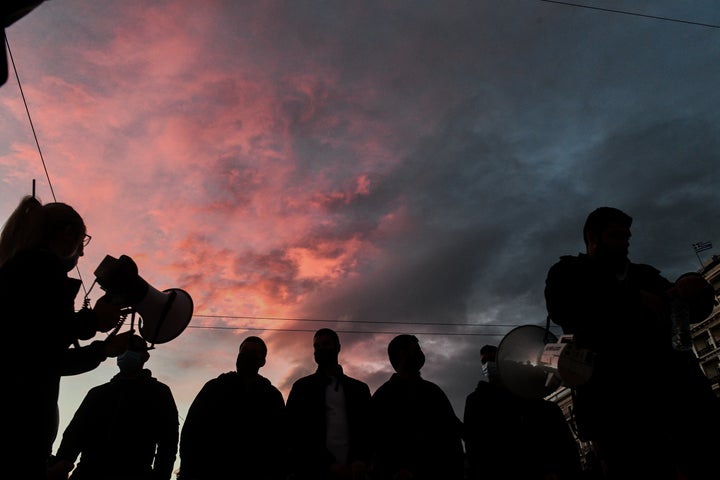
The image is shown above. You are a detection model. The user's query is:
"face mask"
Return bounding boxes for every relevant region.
[482,361,498,381]
[117,350,145,372]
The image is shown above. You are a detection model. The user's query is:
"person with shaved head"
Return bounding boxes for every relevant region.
[179,336,287,480]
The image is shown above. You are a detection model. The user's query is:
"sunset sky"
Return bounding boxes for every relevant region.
[1,0,719,470]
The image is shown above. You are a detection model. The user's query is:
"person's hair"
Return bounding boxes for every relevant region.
[240,335,267,357]
[387,334,419,371]
[0,195,85,266]
[582,207,632,247]
[314,328,340,347]
[480,344,498,356]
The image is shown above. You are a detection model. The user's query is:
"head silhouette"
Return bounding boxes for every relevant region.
[583,207,632,270]
[116,334,149,373]
[236,336,267,375]
[0,195,87,270]
[388,334,425,375]
[313,328,340,368]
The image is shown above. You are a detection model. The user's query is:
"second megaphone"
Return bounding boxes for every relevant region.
[496,324,594,399]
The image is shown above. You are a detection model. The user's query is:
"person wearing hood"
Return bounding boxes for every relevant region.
[50,334,179,480]
[286,328,372,480]
[178,336,287,480]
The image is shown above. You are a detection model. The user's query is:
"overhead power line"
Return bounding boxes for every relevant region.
[193,313,528,328]
[540,0,720,29]
[185,324,520,337]
[4,35,57,201]
[182,314,562,337]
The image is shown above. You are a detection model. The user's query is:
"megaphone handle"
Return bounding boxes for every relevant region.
[107,311,130,338]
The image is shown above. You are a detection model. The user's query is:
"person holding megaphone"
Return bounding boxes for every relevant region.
[544,206,719,480]
[0,195,133,480]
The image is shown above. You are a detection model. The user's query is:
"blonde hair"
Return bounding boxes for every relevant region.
[0,195,85,267]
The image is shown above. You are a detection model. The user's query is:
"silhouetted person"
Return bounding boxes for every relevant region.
[286,328,372,480]
[370,334,464,480]
[544,206,720,480]
[50,335,179,480]
[178,336,287,480]
[0,195,132,480]
[463,344,582,480]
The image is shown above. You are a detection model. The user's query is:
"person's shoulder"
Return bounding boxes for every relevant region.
[342,373,370,388]
[255,373,279,390]
[629,261,663,277]
[470,379,493,394]
[86,381,113,396]
[151,377,175,395]
[203,371,237,389]
[421,377,450,395]
[290,371,320,389]
[261,377,285,400]
[371,377,394,397]
[549,253,587,269]
[546,253,592,280]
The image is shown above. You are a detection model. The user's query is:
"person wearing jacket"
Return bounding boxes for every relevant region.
[370,334,464,480]
[0,195,132,480]
[52,335,179,480]
[286,328,372,480]
[544,206,719,479]
[178,336,287,480]
[463,344,582,480]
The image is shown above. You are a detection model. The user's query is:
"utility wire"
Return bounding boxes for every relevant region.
[193,313,529,328]
[5,34,89,296]
[540,0,720,29]
[182,315,562,337]
[185,324,522,337]
[4,34,57,201]
[116,313,560,337]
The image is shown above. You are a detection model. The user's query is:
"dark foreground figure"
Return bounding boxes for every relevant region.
[545,206,720,480]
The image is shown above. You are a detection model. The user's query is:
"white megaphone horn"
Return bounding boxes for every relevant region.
[93,254,193,344]
[496,324,594,399]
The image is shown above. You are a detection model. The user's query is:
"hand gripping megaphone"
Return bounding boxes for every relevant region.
[496,325,594,399]
[93,254,193,344]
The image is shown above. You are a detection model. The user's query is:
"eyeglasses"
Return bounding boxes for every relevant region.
[83,234,92,247]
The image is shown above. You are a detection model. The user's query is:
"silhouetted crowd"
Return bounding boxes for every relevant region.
[51,330,584,480]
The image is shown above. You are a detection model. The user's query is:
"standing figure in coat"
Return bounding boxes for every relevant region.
[286,328,372,480]
[544,206,719,479]
[370,334,464,480]
[179,336,287,480]
[51,334,179,480]
[463,344,582,480]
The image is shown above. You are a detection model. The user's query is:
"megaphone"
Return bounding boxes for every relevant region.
[496,325,594,399]
[93,254,193,344]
